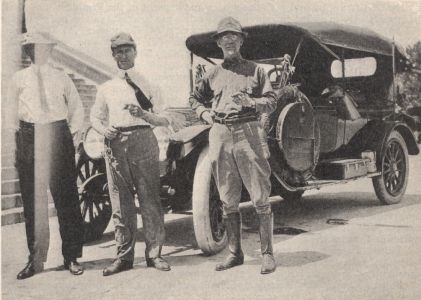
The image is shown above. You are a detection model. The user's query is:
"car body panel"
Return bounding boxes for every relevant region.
[186,22,407,63]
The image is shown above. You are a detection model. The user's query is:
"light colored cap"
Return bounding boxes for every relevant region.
[212,17,248,39]
[110,32,136,48]
[21,32,56,46]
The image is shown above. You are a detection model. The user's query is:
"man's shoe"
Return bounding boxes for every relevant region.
[17,261,44,280]
[215,212,244,271]
[64,258,84,275]
[215,254,244,271]
[146,257,171,271]
[258,213,276,275]
[103,259,133,276]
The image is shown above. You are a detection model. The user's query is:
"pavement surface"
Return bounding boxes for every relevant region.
[2,155,421,300]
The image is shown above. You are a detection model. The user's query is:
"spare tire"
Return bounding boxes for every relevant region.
[276,101,320,173]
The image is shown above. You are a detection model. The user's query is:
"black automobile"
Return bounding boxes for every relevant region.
[77,22,420,255]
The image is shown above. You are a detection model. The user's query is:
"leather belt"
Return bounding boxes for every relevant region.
[214,115,258,125]
[19,120,67,128]
[114,125,150,132]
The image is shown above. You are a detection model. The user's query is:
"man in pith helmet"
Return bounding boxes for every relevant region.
[189,17,278,274]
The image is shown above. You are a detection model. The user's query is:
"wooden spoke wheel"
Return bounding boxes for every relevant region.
[77,155,111,241]
[373,131,409,205]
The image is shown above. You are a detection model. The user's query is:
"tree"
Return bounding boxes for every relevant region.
[398,41,421,108]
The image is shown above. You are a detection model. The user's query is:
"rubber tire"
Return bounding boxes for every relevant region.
[192,145,228,255]
[372,131,409,205]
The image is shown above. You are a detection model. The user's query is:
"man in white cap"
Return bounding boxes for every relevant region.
[90,32,171,276]
[5,32,85,279]
[189,17,278,274]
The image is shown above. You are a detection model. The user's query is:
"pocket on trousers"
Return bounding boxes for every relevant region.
[255,123,271,160]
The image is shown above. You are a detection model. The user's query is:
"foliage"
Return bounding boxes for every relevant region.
[398,41,421,108]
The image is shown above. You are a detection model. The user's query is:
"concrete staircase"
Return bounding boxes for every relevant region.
[1,68,98,226]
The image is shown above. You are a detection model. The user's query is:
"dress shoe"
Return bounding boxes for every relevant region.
[64,258,84,275]
[103,259,133,276]
[215,254,244,271]
[17,261,44,280]
[261,253,276,274]
[258,213,276,275]
[146,257,171,271]
[215,213,244,271]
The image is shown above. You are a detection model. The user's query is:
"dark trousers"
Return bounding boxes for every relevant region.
[15,120,84,262]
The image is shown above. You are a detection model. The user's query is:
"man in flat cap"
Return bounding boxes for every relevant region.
[5,32,85,279]
[189,17,277,274]
[90,32,171,276]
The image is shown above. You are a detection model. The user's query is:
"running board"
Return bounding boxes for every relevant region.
[272,170,381,192]
[297,172,381,191]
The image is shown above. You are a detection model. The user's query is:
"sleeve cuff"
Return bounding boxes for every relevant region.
[196,106,208,120]
[158,111,173,127]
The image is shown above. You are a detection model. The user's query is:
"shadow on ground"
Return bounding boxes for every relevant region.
[83,192,420,268]
[245,251,330,268]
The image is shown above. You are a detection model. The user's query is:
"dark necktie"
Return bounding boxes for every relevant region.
[124,72,153,111]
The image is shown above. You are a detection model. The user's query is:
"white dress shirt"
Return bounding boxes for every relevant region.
[5,63,84,134]
[90,67,168,128]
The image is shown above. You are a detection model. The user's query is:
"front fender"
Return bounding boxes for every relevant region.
[167,124,211,160]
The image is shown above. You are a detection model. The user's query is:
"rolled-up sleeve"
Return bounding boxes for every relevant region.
[90,86,108,126]
[64,74,84,134]
[150,84,166,112]
[189,76,214,119]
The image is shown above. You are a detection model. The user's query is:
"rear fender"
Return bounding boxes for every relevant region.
[393,124,419,155]
[362,121,419,167]
[335,120,418,165]
[167,124,211,160]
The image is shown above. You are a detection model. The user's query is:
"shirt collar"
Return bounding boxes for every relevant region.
[30,63,50,73]
[117,67,137,79]
[222,56,244,68]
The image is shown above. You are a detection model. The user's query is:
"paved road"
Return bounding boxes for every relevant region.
[2,155,421,300]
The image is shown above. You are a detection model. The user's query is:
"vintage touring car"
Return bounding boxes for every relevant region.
[77,22,420,255]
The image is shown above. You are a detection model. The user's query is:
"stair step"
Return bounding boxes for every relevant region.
[76,85,96,92]
[72,78,86,84]
[1,179,20,195]
[1,142,15,149]
[1,191,56,210]
[1,134,15,144]
[1,150,15,160]
[1,193,22,210]
[1,155,16,167]
[81,95,96,101]
[2,152,15,159]
[1,167,18,181]
[1,203,57,226]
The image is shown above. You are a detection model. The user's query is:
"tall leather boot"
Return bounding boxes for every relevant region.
[258,212,276,274]
[215,212,244,271]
